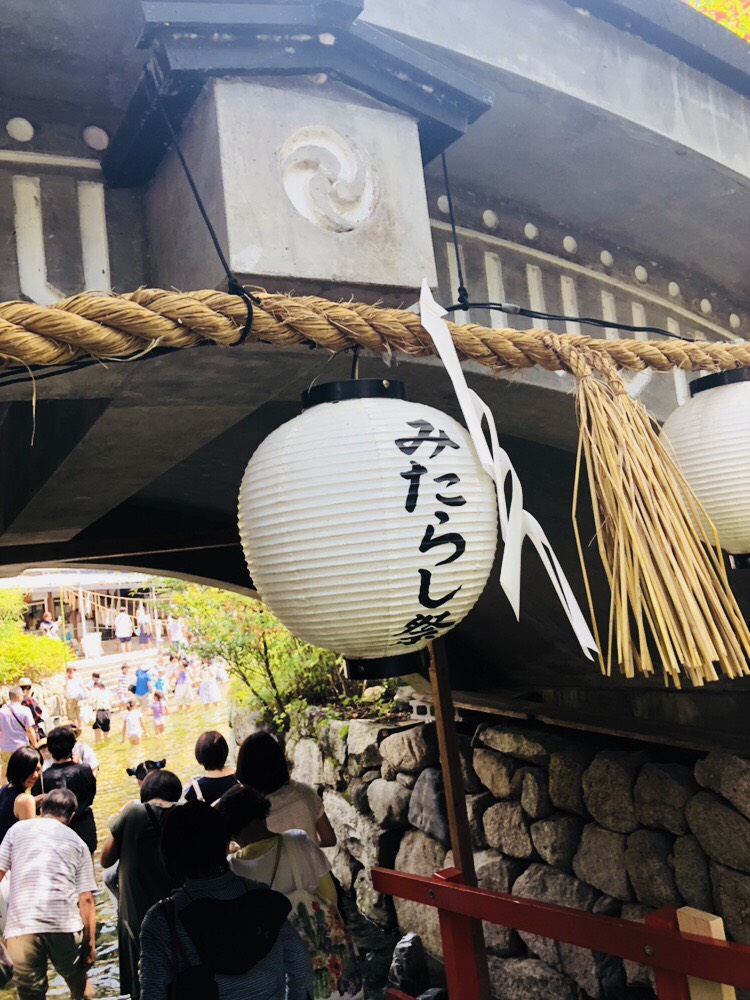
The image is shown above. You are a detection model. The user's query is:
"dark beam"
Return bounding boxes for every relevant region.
[138,1,363,46]
[103,7,491,186]
[0,398,111,538]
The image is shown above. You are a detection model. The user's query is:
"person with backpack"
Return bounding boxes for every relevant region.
[139,801,312,1000]
[0,689,37,781]
[100,768,183,1000]
[32,726,97,854]
[217,785,362,1000]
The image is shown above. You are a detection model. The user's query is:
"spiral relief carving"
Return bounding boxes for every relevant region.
[280,125,379,233]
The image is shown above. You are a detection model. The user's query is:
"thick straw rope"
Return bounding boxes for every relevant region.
[0,288,748,373]
[2,287,749,686]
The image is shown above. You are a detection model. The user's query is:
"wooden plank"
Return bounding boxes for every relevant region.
[677,908,736,1000]
[450,690,750,757]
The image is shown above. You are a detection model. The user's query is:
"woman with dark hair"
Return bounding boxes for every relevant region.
[218,785,336,902]
[184,731,238,805]
[139,801,313,1000]
[0,746,41,843]
[237,732,336,847]
[100,768,183,1000]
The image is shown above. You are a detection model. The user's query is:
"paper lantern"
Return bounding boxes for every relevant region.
[661,369,750,562]
[239,379,498,678]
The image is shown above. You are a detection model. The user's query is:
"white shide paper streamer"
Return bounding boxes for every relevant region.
[419,281,597,659]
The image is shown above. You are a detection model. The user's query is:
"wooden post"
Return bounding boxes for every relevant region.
[427,639,490,998]
[677,908,736,1000]
[645,910,692,1000]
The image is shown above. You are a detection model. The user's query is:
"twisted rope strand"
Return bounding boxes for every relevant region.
[0,289,743,374]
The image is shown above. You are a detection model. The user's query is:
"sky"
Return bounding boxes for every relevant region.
[682,0,750,41]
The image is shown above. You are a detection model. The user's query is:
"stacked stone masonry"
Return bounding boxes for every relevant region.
[251,707,750,999]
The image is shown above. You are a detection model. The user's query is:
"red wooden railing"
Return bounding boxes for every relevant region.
[371,865,750,1000]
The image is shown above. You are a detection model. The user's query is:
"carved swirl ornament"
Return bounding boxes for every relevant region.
[280,125,379,233]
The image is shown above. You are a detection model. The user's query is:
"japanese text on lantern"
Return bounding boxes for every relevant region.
[394,419,467,645]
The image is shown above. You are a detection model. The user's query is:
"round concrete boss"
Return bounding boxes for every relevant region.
[239,389,498,661]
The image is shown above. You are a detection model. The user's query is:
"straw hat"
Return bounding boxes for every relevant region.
[18,677,32,688]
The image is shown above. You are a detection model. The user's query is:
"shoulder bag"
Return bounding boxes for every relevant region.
[272,836,363,1000]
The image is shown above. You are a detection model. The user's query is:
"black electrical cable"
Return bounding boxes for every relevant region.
[438,152,696,343]
[0,345,191,390]
[440,151,469,312]
[445,301,694,342]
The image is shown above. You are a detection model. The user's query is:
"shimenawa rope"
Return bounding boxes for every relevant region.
[0,288,748,374]
[1,286,748,687]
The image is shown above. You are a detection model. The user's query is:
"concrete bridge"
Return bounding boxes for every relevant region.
[0,0,748,745]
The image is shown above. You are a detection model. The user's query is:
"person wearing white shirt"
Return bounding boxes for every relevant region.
[0,788,97,999]
[114,607,134,653]
[0,689,37,780]
[64,669,84,729]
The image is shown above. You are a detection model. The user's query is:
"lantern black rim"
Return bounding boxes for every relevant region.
[344,648,429,681]
[301,378,407,409]
[689,367,750,397]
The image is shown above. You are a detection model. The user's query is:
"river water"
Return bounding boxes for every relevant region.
[0,702,395,998]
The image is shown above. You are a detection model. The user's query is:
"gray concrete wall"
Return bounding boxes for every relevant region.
[364,0,750,180]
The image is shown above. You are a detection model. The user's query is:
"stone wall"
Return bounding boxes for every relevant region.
[233,705,750,999]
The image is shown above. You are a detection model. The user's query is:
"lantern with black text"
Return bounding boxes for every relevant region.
[662,369,750,566]
[238,379,498,678]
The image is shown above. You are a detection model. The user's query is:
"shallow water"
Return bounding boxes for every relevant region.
[1,702,394,998]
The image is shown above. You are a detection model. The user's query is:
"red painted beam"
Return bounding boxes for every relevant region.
[371,867,750,989]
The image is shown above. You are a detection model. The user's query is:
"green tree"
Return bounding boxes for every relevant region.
[0,590,67,684]
[160,581,353,726]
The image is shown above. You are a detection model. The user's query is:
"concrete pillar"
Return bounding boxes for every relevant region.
[146,77,437,298]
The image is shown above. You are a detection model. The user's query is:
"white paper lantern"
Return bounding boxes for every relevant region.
[661,370,750,558]
[238,380,498,676]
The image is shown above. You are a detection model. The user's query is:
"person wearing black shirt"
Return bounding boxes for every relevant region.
[33,725,97,852]
[183,731,238,805]
[100,768,183,1000]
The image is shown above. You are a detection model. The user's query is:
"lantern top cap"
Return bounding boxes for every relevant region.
[301,378,407,409]
[690,367,750,398]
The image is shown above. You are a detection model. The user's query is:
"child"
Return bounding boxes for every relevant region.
[121,699,145,747]
[151,691,167,734]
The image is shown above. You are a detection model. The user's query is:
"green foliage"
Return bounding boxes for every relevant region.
[0,589,68,684]
[158,580,357,727]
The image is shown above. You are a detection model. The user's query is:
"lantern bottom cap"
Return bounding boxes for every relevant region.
[344,649,429,681]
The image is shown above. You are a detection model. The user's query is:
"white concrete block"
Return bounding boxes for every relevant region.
[148,78,436,292]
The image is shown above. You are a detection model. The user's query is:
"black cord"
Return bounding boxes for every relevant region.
[144,69,259,340]
[441,151,469,312]
[445,300,694,342]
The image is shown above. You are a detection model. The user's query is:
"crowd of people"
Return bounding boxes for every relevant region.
[58,656,227,749]
[0,673,361,1000]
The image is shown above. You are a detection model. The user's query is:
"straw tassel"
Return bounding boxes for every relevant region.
[540,332,750,686]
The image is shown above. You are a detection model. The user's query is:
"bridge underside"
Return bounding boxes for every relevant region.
[0,0,748,748]
[2,341,749,751]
